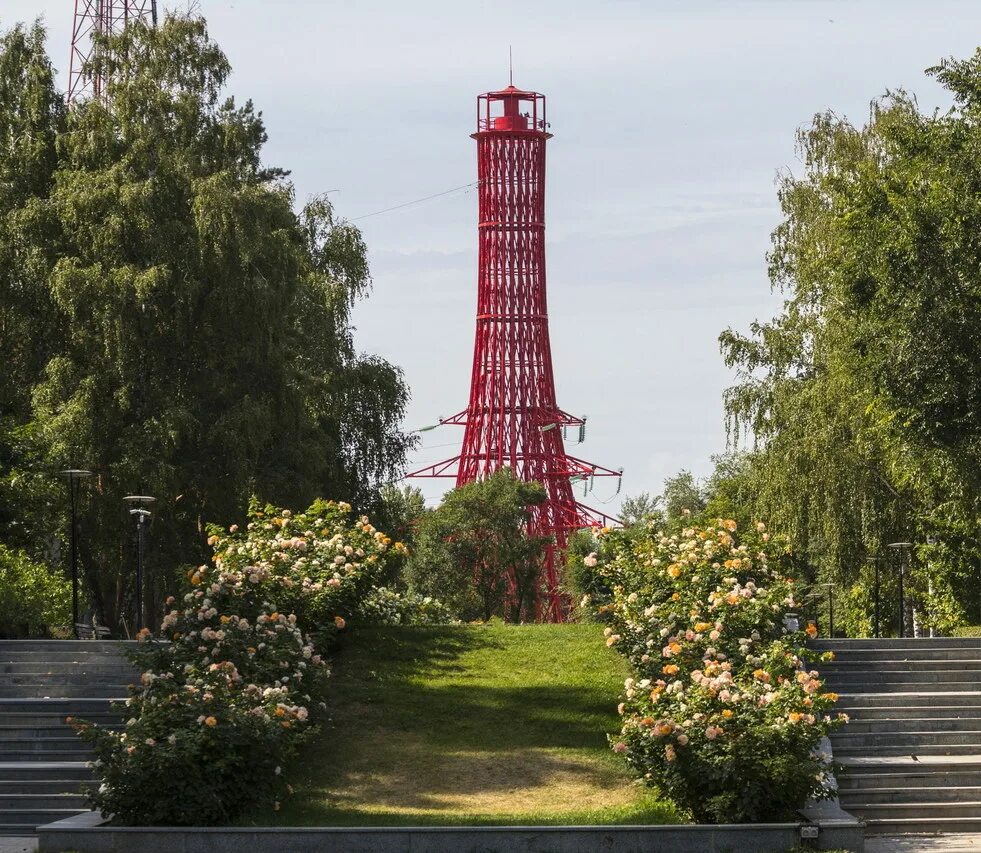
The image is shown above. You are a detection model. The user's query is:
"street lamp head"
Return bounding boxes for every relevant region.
[123,495,156,505]
[60,469,93,478]
[129,508,153,519]
[887,542,914,550]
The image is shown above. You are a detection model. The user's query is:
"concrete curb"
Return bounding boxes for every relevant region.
[36,810,865,852]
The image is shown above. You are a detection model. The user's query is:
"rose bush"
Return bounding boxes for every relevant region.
[584,517,847,823]
[73,499,406,825]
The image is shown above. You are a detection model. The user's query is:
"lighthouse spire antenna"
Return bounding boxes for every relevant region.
[407,84,622,622]
[67,0,159,105]
[509,46,513,86]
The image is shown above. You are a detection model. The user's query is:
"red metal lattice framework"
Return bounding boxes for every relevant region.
[67,0,158,105]
[408,85,621,622]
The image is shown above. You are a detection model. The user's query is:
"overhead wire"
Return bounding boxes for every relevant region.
[349,180,483,222]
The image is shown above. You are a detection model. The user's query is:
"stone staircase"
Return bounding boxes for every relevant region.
[0,640,136,836]
[817,637,981,837]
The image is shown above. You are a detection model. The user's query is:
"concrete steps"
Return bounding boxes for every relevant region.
[0,641,135,836]
[820,638,981,837]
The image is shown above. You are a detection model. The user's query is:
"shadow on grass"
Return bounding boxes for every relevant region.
[250,625,683,826]
[331,626,619,750]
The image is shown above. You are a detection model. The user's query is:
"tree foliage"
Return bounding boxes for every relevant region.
[0,16,412,631]
[406,470,549,622]
[377,483,428,549]
[720,52,981,630]
[0,543,70,638]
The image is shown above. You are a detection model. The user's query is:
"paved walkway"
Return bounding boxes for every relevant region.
[868,835,981,852]
[0,840,36,853]
[7,830,981,852]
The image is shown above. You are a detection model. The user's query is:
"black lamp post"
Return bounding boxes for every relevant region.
[59,469,92,639]
[123,495,155,633]
[868,556,885,639]
[820,583,835,638]
[887,542,914,638]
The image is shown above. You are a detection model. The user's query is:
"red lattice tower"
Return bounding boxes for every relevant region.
[67,0,158,105]
[409,84,621,622]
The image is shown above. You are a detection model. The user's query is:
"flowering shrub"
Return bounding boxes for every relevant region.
[585,517,847,823]
[73,499,405,825]
[359,586,455,625]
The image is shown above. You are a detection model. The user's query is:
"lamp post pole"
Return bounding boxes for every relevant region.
[123,495,155,634]
[871,557,882,639]
[819,583,834,638]
[60,470,92,639]
[888,542,914,639]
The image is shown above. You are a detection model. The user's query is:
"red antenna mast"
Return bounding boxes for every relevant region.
[67,0,158,105]
[409,85,621,622]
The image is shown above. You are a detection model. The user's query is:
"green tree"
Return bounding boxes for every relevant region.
[0,543,70,638]
[662,470,706,522]
[0,23,65,559]
[720,52,981,629]
[0,16,412,632]
[619,492,662,526]
[378,483,428,549]
[407,469,549,622]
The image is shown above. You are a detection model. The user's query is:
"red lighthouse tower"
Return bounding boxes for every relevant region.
[68,1,158,105]
[409,85,620,621]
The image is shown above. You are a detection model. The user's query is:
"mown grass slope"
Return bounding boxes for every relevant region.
[254,623,682,826]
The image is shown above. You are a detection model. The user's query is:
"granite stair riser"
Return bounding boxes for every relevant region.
[836,693,981,707]
[813,639,981,650]
[866,817,981,834]
[0,727,120,739]
[823,660,981,670]
[827,671,981,684]
[0,715,119,728]
[0,665,135,675]
[840,763,981,776]
[0,739,91,751]
[840,773,981,791]
[0,795,87,810]
[0,676,134,687]
[834,705,981,719]
[833,732,981,748]
[843,717,981,733]
[840,786,981,804]
[834,744,981,757]
[0,809,89,826]
[0,765,92,783]
[828,681,981,693]
[0,752,93,763]
[0,738,92,761]
[0,642,136,650]
[853,801,981,820]
[822,650,981,661]
[0,653,133,663]
[0,699,121,712]
[0,687,128,699]
[0,641,135,835]
[0,781,87,795]
[828,678,981,687]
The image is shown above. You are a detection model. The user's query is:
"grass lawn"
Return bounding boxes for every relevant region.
[252,623,683,826]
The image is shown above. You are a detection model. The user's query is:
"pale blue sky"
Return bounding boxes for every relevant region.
[9,0,981,510]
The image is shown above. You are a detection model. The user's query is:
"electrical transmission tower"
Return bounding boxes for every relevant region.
[67,0,158,105]
[408,84,621,622]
